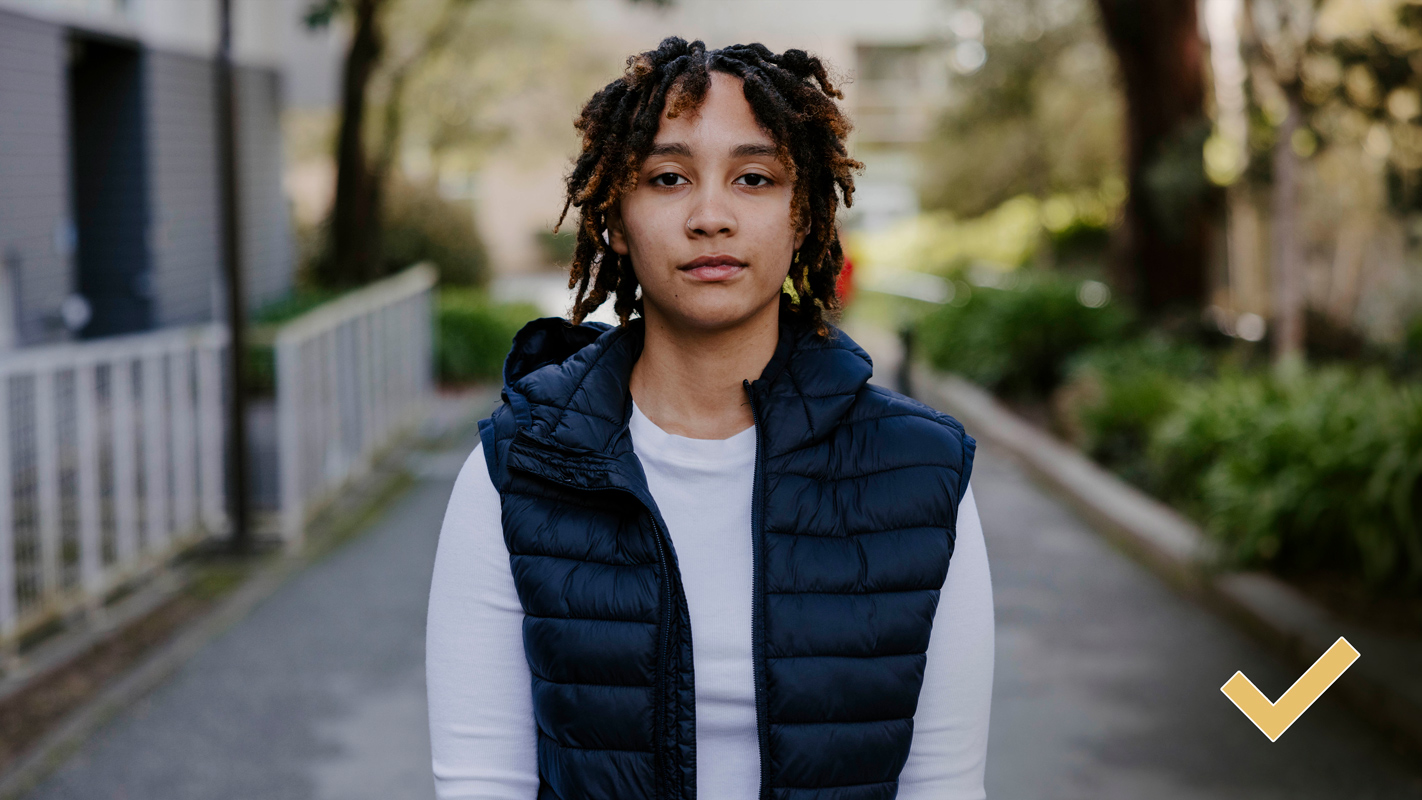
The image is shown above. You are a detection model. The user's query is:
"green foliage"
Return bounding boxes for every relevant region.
[915,273,1131,399]
[535,230,577,267]
[381,177,489,286]
[1057,336,1211,486]
[1396,315,1422,377]
[297,177,491,290]
[302,0,343,29]
[245,345,276,397]
[436,289,540,383]
[855,186,1121,279]
[917,0,1122,217]
[251,288,348,326]
[1140,119,1211,243]
[1151,369,1422,587]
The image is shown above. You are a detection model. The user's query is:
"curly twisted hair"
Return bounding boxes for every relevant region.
[555,37,862,336]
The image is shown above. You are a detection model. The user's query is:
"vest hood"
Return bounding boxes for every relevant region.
[499,314,876,458]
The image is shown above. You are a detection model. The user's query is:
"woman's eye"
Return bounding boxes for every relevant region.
[737,173,773,187]
[652,172,687,187]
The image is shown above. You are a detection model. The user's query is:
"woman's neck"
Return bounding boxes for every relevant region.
[628,303,780,440]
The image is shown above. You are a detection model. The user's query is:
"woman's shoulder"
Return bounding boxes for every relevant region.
[829,384,976,493]
[848,383,972,443]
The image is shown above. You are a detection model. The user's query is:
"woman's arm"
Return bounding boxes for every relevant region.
[426,442,539,799]
[897,484,995,800]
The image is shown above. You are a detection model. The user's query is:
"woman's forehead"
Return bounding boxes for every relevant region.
[653,72,776,154]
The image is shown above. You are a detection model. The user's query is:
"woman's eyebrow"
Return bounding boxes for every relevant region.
[732,143,778,158]
[648,142,692,157]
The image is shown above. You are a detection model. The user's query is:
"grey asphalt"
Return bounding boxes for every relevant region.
[977,445,1422,799]
[21,443,475,800]
[21,378,1422,799]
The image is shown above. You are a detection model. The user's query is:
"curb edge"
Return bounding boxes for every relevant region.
[911,364,1422,756]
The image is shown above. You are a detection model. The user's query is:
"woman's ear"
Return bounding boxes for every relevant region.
[607,205,631,256]
[793,224,808,253]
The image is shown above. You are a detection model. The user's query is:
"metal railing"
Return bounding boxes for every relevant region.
[274,264,435,546]
[0,325,229,645]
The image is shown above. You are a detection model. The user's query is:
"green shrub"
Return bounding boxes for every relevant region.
[381,177,490,287]
[244,344,276,397]
[251,288,348,326]
[436,290,541,384]
[535,230,577,267]
[1057,336,1211,486]
[915,273,1131,399]
[1396,314,1422,377]
[1151,368,1422,587]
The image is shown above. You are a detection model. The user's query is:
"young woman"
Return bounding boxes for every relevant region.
[426,38,993,800]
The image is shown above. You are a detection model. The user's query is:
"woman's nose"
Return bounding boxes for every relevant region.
[684,187,736,238]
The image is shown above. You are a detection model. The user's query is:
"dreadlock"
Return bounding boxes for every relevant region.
[555,37,862,337]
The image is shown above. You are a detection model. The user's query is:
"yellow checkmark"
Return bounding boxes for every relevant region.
[1221,637,1360,741]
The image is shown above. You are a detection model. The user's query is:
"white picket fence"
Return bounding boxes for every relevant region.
[0,265,436,650]
[0,325,229,644]
[275,264,436,546]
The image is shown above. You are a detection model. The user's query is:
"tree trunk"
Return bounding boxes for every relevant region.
[1270,91,1305,361]
[325,0,384,286]
[365,66,413,285]
[1095,0,1213,314]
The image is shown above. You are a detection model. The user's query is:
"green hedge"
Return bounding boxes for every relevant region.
[1150,369,1422,587]
[381,179,490,287]
[1061,352,1422,589]
[1056,336,1211,488]
[915,273,1131,399]
[436,290,541,384]
[915,269,1422,591]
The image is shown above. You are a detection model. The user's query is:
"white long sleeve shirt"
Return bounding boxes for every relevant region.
[426,402,994,799]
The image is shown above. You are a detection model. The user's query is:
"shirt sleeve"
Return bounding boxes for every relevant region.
[426,442,539,799]
[897,483,995,800]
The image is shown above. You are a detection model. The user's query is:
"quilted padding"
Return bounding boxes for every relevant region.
[479,315,974,800]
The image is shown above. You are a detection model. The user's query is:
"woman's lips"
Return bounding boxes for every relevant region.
[679,255,746,282]
[684,264,744,280]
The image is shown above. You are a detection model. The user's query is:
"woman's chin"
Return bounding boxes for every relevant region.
[652,295,780,333]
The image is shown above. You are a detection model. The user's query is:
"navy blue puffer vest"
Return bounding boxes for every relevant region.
[478,315,975,800]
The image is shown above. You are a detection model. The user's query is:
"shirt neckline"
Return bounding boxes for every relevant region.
[629,400,756,468]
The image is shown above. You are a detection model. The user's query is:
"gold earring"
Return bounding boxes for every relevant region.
[793,251,800,264]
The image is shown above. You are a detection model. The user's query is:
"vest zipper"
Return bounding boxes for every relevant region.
[744,379,771,800]
[507,458,676,800]
[648,511,673,800]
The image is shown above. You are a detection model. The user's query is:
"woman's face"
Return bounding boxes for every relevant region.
[609,71,805,333]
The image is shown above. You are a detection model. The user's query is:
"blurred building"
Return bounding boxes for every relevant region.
[0,0,298,348]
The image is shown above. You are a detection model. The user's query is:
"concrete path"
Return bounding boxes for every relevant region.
[976,445,1422,799]
[22,435,477,800]
[19,328,1422,799]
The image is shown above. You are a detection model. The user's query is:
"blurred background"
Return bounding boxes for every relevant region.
[1,0,1422,798]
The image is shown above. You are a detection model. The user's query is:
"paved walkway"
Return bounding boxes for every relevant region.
[22,438,476,800]
[977,445,1422,799]
[20,357,1422,798]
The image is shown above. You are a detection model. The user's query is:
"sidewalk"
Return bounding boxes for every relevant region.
[976,444,1422,798]
[18,424,484,800]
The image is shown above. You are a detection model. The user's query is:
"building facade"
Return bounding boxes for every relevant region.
[0,0,295,348]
